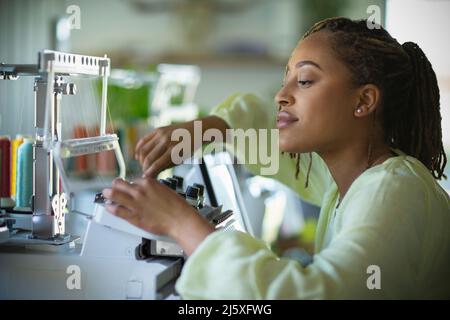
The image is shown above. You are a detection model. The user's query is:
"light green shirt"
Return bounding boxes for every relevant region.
[175,93,450,299]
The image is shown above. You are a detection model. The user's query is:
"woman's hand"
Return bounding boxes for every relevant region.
[134,116,230,178]
[135,122,195,178]
[102,178,215,256]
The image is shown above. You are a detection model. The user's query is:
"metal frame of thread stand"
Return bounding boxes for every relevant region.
[0,50,124,242]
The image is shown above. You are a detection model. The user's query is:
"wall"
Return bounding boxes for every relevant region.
[386,0,450,149]
[386,0,450,188]
[1,0,387,137]
[0,0,65,137]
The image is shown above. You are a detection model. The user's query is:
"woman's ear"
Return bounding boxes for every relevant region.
[354,84,381,118]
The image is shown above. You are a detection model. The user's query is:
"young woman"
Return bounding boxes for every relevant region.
[103,17,450,299]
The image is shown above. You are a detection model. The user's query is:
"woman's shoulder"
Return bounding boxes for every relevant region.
[366,152,447,198]
[342,152,449,221]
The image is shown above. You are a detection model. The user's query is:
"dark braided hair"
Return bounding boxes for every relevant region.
[293,17,447,181]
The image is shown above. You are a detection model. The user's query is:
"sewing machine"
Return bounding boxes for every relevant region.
[0,50,252,299]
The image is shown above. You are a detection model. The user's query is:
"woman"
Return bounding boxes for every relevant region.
[103,17,450,299]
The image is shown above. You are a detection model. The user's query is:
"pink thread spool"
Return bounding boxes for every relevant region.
[0,136,14,208]
[93,126,117,177]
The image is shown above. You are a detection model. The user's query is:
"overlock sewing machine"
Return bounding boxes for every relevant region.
[0,50,252,299]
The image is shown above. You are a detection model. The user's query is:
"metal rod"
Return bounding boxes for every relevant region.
[100,55,109,135]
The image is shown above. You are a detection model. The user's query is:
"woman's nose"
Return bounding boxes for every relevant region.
[275,86,294,108]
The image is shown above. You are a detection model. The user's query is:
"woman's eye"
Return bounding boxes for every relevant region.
[298,80,312,87]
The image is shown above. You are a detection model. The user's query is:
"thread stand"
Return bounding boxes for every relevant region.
[0,50,111,243]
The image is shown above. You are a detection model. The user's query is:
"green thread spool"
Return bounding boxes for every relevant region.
[16,138,33,208]
[0,136,15,208]
[0,147,2,190]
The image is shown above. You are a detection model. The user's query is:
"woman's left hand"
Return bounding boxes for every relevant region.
[102,178,215,256]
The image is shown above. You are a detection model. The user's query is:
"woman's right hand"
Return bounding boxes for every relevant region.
[135,116,229,178]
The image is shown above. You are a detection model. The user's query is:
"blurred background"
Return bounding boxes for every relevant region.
[1,0,449,258]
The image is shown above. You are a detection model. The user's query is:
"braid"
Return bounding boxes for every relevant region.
[401,42,447,178]
[287,152,313,188]
[300,17,447,179]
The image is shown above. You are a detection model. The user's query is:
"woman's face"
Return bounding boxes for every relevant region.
[275,31,361,154]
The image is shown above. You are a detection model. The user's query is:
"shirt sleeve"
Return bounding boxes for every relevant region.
[175,167,449,299]
[209,92,332,207]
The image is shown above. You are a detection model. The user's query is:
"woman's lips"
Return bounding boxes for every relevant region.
[277,111,298,129]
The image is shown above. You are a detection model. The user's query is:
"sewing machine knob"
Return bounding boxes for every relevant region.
[185,186,199,207]
[186,186,199,199]
[166,178,178,190]
[159,179,171,187]
[193,183,204,197]
[172,175,184,189]
[135,238,151,260]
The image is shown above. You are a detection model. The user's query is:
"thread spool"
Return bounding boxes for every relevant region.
[15,138,33,208]
[126,124,137,162]
[94,125,117,176]
[0,144,2,201]
[0,136,15,208]
[72,125,90,177]
[96,149,117,176]
[11,135,24,198]
[0,136,10,198]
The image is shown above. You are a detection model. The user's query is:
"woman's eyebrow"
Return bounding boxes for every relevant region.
[295,60,322,70]
[285,60,322,74]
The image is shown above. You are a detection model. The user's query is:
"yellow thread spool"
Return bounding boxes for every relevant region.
[11,135,24,198]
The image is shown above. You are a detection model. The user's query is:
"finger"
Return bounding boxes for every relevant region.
[112,177,132,187]
[138,139,158,165]
[135,131,157,159]
[143,151,172,178]
[112,178,144,199]
[133,177,157,189]
[142,143,167,172]
[138,138,160,165]
[103,186,135,209]
[135,131,156,154]
[105,204,138,224]
[102,188,112,199]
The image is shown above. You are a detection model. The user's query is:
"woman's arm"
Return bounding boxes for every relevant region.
[134,115,229,178]
[175,171,434,299]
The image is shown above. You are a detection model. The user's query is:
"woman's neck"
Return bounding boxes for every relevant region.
[319,142,394,203]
